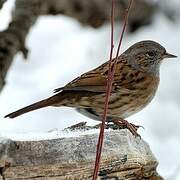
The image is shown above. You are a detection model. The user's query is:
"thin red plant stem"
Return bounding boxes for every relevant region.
[115,0,133,58]
[111,0,134,77]
[92,0,115,179]
[92,0,134,180]
[92,1,115,179]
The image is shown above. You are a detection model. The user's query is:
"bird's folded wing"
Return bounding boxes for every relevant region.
[53,57,137,93]
[53,72,138,94]
[54,72,108,93]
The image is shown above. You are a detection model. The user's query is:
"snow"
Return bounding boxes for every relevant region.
[0,0,180,179]
[0,128,103,141]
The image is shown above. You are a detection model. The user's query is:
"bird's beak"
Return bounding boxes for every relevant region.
[163,52,177,59]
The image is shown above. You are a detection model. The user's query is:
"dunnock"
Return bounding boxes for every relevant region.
[5,40,177,136]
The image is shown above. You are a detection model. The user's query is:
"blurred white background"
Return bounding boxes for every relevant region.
[0,0,180,179]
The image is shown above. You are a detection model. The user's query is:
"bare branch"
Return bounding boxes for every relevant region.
[46,0,156,30]
[0,0,50,92]
[0,0,6,9]
[0,0,155,92]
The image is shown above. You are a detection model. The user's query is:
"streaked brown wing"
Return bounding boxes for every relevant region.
[54,55,133,93]
[53,59,115,93]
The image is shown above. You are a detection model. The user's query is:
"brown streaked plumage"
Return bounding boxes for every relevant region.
[5,40,177,136]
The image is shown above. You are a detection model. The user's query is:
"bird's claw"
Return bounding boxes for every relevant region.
[113,119,141,137]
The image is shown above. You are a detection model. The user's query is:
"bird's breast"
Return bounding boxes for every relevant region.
[109,74,159,118]
[87,73,160,119]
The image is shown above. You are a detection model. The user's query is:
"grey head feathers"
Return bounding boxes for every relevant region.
[122,40,176,76]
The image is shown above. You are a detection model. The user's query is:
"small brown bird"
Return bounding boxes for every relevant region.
[5,40,177,136]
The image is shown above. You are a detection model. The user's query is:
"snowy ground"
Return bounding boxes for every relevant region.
[0,0,180,179]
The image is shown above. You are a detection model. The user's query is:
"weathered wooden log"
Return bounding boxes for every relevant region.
[0,129,163,179]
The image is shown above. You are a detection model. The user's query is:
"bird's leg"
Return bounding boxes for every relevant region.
[113,118,141,137]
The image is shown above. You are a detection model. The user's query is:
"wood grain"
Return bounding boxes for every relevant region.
[0,130,163,179]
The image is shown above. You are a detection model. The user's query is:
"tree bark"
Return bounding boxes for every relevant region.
[0,130,163,179]
[0,0,156,93]
[0,0,6,9]
[45,0,156,30]
[0,0,46,92]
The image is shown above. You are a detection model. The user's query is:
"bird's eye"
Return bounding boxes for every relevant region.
[146,51,155,57]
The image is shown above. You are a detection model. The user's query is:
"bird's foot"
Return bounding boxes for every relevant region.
[113,119,141,137]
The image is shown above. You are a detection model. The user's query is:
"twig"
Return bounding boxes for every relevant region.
[92,1,115,178]
[0,0,6,9]
[92,0,133,179]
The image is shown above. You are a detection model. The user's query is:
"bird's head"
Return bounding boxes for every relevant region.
[124,40,177,75]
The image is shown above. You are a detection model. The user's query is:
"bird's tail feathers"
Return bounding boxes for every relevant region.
[4,96,61,118]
